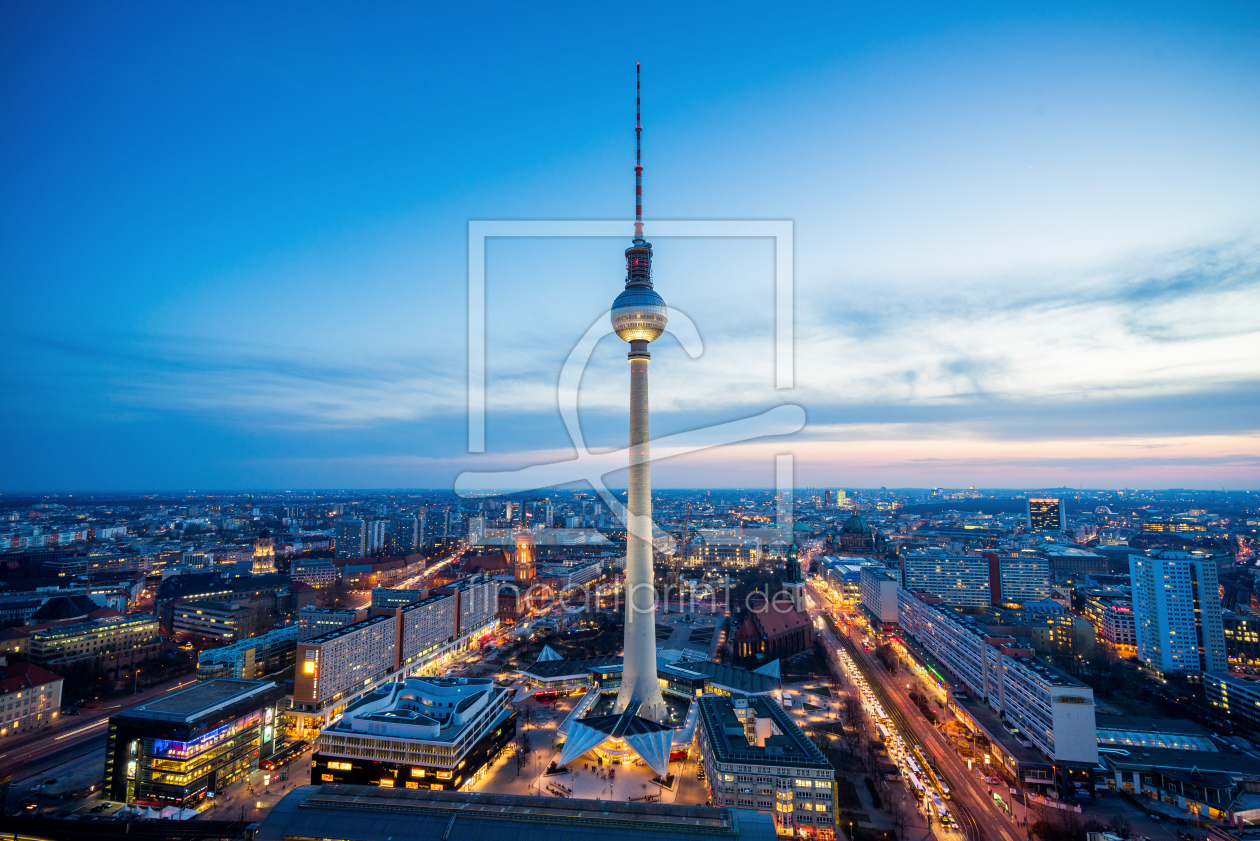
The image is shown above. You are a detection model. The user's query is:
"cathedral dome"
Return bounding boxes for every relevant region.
[840,514,871,536]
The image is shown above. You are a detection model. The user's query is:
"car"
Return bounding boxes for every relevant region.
[43,778,57,785]
[91,804,109,813]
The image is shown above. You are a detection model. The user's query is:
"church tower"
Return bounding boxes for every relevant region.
[782,536,806,612]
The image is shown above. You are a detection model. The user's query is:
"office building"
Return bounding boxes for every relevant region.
[1040,546,1109,580]
[294,615,398,712]
[1221,607,1260,667]
[985,553,1050,604]
[897,590,1098,797]
[1204,671,1260,728]
[311,676,516,791]
[256,786,776,841]
[334,518,366,559]
[291,557,337,589]
[900,549,990,607]
[104,678,286,806]
[696,695,836,837]
[691,532,762,569]
[172,599,269,643]
[1130,552,1227,677]
[197,626,301,680]
[1027,498,1066,532]
[0,662,63,739]
[27,613,160,666]
[859,566,899,629]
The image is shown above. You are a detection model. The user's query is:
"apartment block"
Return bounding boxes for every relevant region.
[900,549,990,607]
[0,663,63,739]
[986,553,1050,604]
[897,589,1097,795]
[1130,552,1227,677]
[859,567,899,628]
[298,606,368,640]
[398,592,457,669]
[294,615,397,711]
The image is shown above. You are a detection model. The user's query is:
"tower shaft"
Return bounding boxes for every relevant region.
[615,353,666,720]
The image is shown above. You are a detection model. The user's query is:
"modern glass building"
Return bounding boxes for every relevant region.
[104,678,286,806]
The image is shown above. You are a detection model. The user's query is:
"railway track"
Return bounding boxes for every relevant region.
[833,629,981,841]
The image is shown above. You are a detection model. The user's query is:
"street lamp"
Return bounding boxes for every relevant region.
[134,667,142,695]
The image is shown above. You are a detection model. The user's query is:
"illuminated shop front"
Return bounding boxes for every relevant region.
[104,678,286,806]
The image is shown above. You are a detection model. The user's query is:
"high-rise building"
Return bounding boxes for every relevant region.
[334,518,366,559]
[1027,498,1066,532]
[900,549,991,607]
[294,616,397,711]
[391,517,420,554]
[1130,551,1227,677]
[984,553,1050,604]
[365,519,386,554]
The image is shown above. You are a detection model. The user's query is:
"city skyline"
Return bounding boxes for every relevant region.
[3,4,1259,491]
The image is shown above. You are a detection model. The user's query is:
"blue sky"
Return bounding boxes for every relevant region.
[2,2,1258,491]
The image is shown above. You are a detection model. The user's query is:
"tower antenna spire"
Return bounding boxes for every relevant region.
[635,61,643,240]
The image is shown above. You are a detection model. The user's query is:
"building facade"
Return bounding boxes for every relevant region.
[294,615,398,713]
[1027,498,1066,532]
[27,613,160,665]
[334,518,366,559]
[986,554,1050,604]
[900,550,990,607]
[0,662,63,739]
[104,678,286,806]
[1222,608,1260,668]
[898,589,1098,796]
[1130,552,1227,677]
[696,695,836,838]
[311,676,516,792]
[859,566,899,628]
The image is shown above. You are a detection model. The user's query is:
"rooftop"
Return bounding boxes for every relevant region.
[257,785,775,841]
[698,695,830,770]
[119,678,278,722]
[307,613,393,644]
[681,660,777,695]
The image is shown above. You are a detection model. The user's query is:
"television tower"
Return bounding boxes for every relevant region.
[610,62,668,722]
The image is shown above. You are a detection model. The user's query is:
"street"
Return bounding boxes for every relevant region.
[808,581,1027,841]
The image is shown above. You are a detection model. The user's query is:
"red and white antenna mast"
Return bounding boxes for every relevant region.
[634,61,643,240]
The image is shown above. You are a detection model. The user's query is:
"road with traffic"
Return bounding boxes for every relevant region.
[809,582,1029,841]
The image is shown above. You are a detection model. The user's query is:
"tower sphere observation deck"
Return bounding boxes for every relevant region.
[610,248,667,342]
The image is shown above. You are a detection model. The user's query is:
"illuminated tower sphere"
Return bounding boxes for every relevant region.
[611,64,667,723]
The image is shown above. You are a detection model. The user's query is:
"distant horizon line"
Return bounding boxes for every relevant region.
[1,486,1255,496]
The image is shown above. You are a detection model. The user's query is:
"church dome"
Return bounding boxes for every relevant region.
[840,514,871,536]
